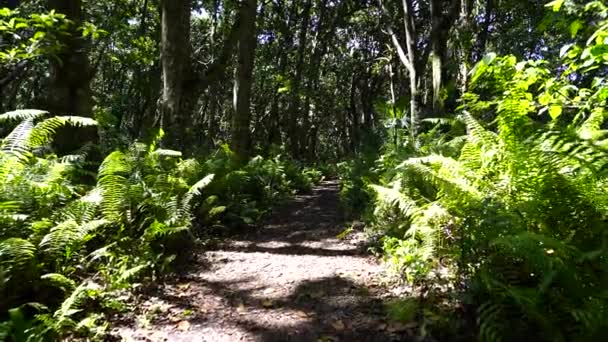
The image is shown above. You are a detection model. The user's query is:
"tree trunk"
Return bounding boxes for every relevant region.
[300,0,329,159]
[287,0,312,157]
[231,0,258,160]
[268,0,297,146]
[48,0,95,154]
[159,0,191,150]
[430,0,443,112]
[401,0,418,140]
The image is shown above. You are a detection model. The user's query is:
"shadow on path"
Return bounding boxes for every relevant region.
[116,181,415,341]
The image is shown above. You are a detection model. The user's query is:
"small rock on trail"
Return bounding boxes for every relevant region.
[116,181,412,341]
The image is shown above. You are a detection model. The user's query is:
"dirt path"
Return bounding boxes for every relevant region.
[117,181,412,342]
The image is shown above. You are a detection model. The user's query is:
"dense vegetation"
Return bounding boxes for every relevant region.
[0,0,606,340]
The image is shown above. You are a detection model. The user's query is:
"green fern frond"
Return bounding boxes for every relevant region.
[189,174,215,196]
[0,109,48,122]
[28,116,97,149]
[40,273,76,292]
[477,301,505,342]
[98,151,131,221]
[400,155,482,198]
[2,119,35,157]
[116,264,147,284]
[52,281,101,329]
[370,182,417,217]
[0,238,36,271]
[39,219,107,259]
[150,149,182,158]
[461,111,497,146]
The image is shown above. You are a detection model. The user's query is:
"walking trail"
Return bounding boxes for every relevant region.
[117,181,414,341]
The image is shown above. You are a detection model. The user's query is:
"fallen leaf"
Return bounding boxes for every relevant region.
[149,331,168,340]
[263,288,275,294]
[295,310,309,318]
[237,304,247,313]
[376,322,387,331]
[331,319,345,331]
[177,283,190,290]
[387,322,407,333]
[176,320,191,331]
[261,298,274,308]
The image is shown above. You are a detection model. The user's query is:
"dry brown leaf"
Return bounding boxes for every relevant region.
[149,331,168,340]
[261,298,274,308]
[295,310,309,318]
[237,304,247,313]
[176,320,191,331]
[331,319,345,331]
[387,322,407,333]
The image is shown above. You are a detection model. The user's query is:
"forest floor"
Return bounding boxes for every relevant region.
[115,181,415,342]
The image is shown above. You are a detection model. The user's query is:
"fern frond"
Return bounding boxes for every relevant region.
[189,174,215,196]
[2,119,35,157]
[28,116,97,149]
[461,111,497,146]
[53,281,101,328]
[98,151,131,222]
[39,219,107,258]
[0,238,36,271]
[41,273,76,291]
[150,149,182,158]
[370,183,417,217]
[0,109,48,122]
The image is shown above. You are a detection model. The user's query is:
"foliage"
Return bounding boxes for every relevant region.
[0,111,321,340]
[357,2,608,341]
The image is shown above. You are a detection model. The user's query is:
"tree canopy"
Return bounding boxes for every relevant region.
[1,0,607,340]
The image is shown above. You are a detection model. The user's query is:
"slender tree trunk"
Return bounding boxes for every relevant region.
[231,0,258,160]
[268,0,297,146]
[476,0,494,62]
[430,0,461,113]
[300,0,329,158]
[349,74,359,153]
[287,0,312,157]
[401,0,418,140]
[430,0,443,112]
[159,0,191,150]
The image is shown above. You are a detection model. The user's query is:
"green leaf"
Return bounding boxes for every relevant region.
[549,105,563,119]
[590,44,608,59]
[569,20,584,38]
[208,206,226,218]
[545,0,565,12]
[0,8,12,17]
[560,43,574,58]
[539,93,552,106]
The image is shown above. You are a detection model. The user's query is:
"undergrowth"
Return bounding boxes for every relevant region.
[339,2,608,341]
[0,110,321,341]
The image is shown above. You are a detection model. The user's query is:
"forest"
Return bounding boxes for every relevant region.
[0,0,607,341]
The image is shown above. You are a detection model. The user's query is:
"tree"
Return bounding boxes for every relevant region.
[231,0,258,160]
[48,0,95,154]
[159,0,191,150]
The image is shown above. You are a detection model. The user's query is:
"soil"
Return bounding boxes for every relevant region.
[114,181,415,342]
